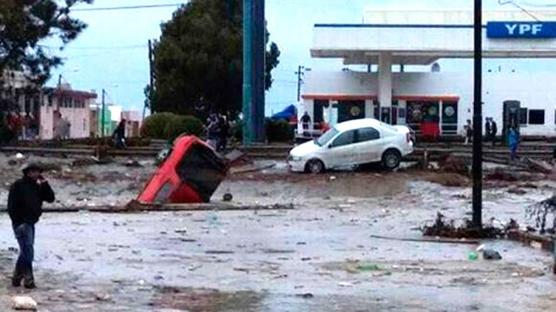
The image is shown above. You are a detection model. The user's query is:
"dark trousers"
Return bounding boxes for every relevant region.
[510,145,518,161]
[13,223,35,283]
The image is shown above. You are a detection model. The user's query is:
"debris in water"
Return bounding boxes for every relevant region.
[527,195,556,234]
[12,296,37,310]
[422,212,504,239]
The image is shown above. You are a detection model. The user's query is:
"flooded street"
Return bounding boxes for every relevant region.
[0,156,555,311]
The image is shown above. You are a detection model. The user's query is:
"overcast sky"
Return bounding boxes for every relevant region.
[48,0,554,114]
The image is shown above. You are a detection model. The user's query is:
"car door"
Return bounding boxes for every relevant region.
[326,130,357,168]
[354,127,382,164]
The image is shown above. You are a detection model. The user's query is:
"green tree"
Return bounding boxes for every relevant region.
[0,0,92,85]
[150,0,280,118]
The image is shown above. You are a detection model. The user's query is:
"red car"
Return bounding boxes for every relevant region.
[137,136,228,204]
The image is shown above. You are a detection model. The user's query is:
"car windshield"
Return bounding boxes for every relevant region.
[315,128,339,146]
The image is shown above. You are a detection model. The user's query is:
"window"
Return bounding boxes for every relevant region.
[331,130,356,148]
[529,109,545,125]
[316,128,338,146]
[398,107,406,119]
[357,127,380,142]
[519,108,528,125]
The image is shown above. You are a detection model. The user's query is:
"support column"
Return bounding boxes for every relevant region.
[242,0,265,145]
[378,52,393,123]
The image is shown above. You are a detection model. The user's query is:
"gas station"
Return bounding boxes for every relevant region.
[298,10,556,139]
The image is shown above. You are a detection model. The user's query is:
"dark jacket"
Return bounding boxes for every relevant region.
[8,176,55,226]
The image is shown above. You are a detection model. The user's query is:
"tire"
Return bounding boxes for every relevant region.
[382,149,401,170]
[306,159,325,174]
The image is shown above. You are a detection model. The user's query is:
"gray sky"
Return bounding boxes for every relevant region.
[47,0,554,113]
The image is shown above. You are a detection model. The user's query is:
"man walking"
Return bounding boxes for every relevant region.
[8,163,55,288]
[112,119,127,149]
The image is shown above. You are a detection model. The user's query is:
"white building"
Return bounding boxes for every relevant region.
[301,10,556,138]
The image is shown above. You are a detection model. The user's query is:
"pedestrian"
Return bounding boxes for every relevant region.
[508,126,520,161]
[464,119,473,145]
[491,118,498,147]
[62,118,71,140]
[112,119,127,149]
[8,163,55,289]
[485,118,492,144]
[301,111,311,136]
[206,114,220,150]
[217,114,230,152]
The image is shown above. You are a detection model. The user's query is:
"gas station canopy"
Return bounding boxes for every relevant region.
[311,10,556,65]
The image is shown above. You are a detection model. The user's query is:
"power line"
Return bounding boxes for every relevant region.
[498,0,542,21]
[73,3,186,12]
[520,1,556,7]
[40,44,147,51]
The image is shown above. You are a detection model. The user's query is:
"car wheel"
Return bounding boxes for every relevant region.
[306,159,325,174]
[382,149,401,170]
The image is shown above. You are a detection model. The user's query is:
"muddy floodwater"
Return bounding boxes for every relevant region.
[0,156,555,311]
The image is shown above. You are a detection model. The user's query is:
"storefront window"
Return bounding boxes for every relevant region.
[314,100,328,123]
[529,109,545,125]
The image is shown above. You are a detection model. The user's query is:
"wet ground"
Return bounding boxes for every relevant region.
[0,154,555,311]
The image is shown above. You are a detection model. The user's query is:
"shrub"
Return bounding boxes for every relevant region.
[141,112,175,139]
[265,118,293,143]
[142,113,204,141]
[163,115,204,141]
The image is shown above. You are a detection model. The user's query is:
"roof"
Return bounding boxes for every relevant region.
[312,10,556,65]
[44,87,98,100]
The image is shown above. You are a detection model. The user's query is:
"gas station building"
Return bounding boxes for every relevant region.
[300,10,556,138]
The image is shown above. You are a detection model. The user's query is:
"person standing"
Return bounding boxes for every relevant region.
[508,126,520,161]
[464,119,473,145]
[217,114,230,152]
[485,118,492,144]
[8,164,55,289]
[491,118,498,147]
[301,111,311,136]
[206,114,220,150]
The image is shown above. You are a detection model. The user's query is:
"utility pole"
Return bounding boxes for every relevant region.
[242,0,265,145]
[144,39,155,120]
[101,89,106,137]
[472,0,483,229]
[295,65,304,102]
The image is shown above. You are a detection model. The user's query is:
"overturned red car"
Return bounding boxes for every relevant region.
[137,136,228,204]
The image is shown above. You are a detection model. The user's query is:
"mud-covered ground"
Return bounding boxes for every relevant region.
[0,154,555,311]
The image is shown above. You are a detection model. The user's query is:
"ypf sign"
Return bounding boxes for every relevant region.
[487,22,556,39]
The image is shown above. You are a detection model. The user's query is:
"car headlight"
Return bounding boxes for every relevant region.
[288,155,303,162]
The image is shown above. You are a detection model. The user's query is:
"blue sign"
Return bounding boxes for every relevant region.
[487,22,556,39]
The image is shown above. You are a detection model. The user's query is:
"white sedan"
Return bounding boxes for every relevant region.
[288,118,414,173]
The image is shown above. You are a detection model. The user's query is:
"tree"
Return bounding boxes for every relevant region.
[0,0,92,110]
[150,0,280,118]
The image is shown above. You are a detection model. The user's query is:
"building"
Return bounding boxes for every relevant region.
[1,72,97,140]
[121,110,143,137]
[41,83,97,139]
[300,10,556,138]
